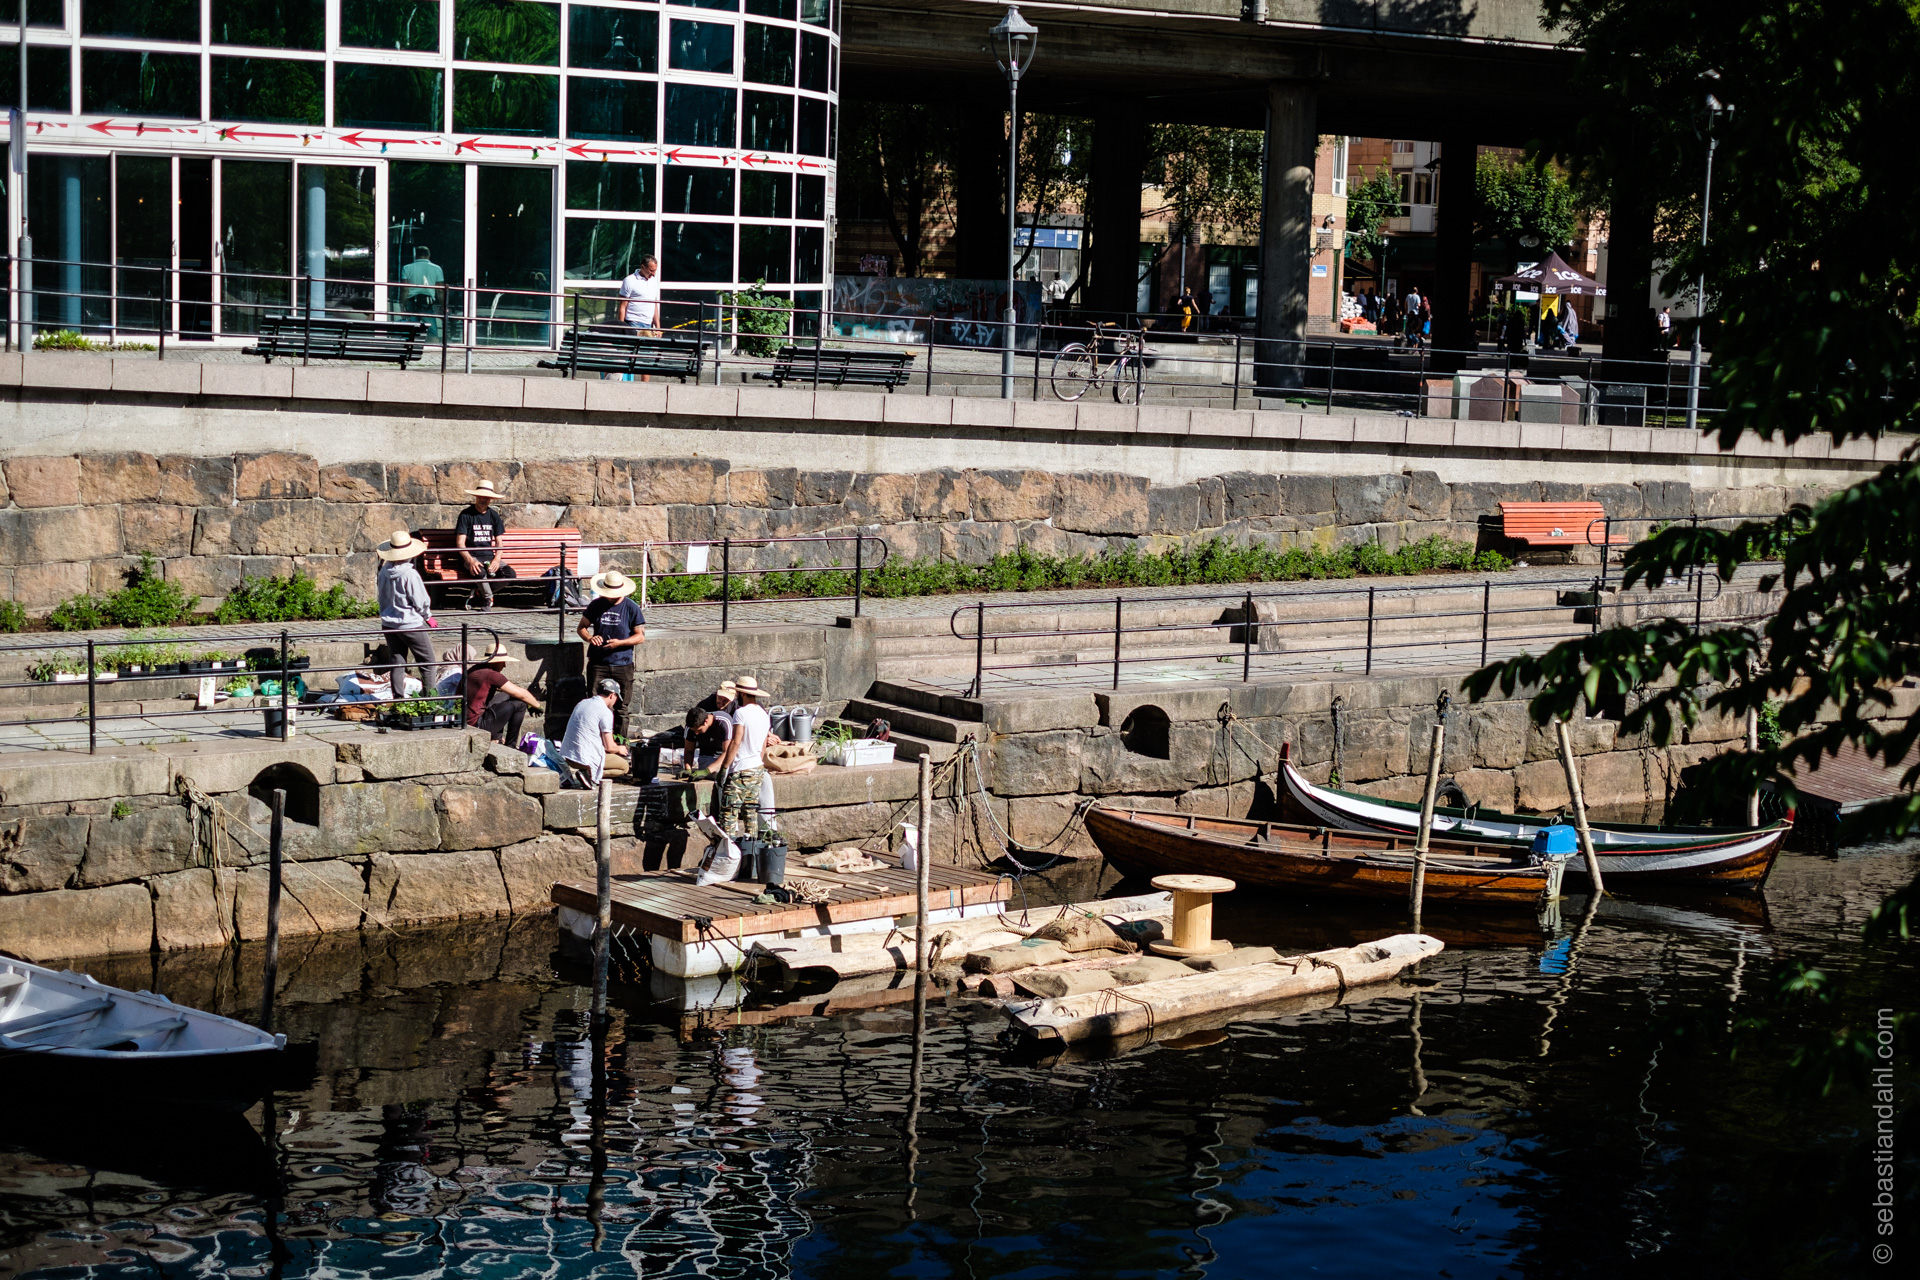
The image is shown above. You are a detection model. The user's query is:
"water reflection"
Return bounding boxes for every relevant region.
[1,845,1913,1278]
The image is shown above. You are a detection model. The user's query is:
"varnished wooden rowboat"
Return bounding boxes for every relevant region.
[1278,752,1788,891]
[1086,807,1561,906]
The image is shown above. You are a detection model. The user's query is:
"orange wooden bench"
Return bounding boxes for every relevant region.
[416,527,581,606]
[1498,501,1627,548]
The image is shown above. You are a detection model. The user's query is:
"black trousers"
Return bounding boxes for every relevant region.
[585,661,635,738]
[475,689,528,744]
[383,627,438,702]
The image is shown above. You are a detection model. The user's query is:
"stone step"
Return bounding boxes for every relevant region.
[816,718,957,765]
[842,697,973,743]
[868,678,985,722]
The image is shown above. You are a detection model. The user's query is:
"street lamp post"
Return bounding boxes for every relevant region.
[989,7,1036,399]
[1686,89,1728,433]
[14,0,30,351]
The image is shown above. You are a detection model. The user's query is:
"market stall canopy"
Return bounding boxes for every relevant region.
[1494,252,1606,296]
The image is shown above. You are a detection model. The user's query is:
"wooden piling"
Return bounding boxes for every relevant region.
[914,755,932,974]
[1555,719,1606,894]
[592,778,613,1022]
[259,788,285,1031]
[1409,719,1447,924]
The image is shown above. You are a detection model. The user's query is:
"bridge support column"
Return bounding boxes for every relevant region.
[1431,132,1477,371]
[1600,138,1658,423]
[1086,102,1147,316]
[953,101,1005,282]
[1255,81,1315,392]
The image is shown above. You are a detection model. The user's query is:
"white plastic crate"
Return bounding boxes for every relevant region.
[831,739,896,767]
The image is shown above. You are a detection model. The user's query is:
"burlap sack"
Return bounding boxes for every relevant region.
[763,741,818,774]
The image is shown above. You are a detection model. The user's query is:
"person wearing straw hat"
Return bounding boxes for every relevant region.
[714,675,777,845]
[454,480,508,611]
[463,641,542,744]
[576,568,646,740]
[376,530,440,706]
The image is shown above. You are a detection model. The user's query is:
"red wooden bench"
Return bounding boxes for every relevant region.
[416,527,581,606]
[1498,502,1627,548]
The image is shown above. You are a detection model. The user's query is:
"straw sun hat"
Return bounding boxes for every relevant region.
[589,570,637,599]
[377,530,429,561]
[463,479,505,500]
[733,676,763,697]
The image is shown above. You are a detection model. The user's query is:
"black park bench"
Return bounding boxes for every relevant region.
[242,315,429,367]
[537,328,705,382]
[754,345,917,391]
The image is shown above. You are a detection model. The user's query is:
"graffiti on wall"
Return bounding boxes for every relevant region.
[831,277,1044,349]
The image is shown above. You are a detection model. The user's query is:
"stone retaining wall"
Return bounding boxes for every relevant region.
[0,449,1824,612]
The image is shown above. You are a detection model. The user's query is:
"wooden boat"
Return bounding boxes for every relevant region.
[1086,807,1563,906]
[0,957,286,1109]
[1277,751,1787,890]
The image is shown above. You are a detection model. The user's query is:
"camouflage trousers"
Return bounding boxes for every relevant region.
[719,767,766,839]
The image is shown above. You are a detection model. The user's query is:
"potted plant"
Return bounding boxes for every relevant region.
[382,697,459,730]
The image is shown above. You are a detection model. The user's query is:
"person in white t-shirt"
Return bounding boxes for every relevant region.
[715,675,778,840]
[618,256,661,332]
[561,679,630,787]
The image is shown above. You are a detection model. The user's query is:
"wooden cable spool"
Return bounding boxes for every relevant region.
[1147,874,1235,957]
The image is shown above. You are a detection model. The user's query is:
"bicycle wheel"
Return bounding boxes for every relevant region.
[1111,355,1142,405]
[1050,344,1099,401]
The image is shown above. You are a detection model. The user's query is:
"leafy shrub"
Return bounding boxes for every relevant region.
[105,554,196,627]
[214,571,377,624]
[720,280,794,358]
[48,594,111,632]
[0,599,25,633]
[32,330,157,353]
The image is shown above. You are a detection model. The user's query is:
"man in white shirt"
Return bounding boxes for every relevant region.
[714,675,777,841]
[618,255,660,332]
[561,679,630,787]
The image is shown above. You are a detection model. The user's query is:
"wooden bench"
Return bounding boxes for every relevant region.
[1498,501,1628,548]
[243,315,428,367]
[417,527,581,608]
[537,329,704,382]
[754,345,916,391]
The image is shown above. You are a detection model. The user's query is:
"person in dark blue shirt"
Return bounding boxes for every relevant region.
[576,569,646,739]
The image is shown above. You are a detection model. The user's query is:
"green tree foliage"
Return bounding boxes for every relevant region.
[719,279,793,358]
[1342,171,1401,265]
[1146,124,1264,246]
[1015,114,1091,281]
[843,104,954,278]
[1474,153,1584,255]
[214,572,377,624]
[1474,0,1920,1087]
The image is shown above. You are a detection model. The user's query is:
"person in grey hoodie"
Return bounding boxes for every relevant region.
[376,530,439,703]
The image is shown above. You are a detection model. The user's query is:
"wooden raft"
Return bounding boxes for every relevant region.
[550,857,1010,945]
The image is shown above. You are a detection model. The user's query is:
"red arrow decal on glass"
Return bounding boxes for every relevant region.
[338,130,428,148]
[218,126,302,142]
[87,120,187,136]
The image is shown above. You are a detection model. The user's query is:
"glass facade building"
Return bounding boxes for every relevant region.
[3,0,837,343]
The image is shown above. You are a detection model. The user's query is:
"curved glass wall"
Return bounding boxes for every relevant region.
[5,0,837,340]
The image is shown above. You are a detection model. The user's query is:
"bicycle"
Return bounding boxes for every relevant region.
[1050,322,1146,404]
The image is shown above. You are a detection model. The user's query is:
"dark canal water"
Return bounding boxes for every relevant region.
[2,844,1915,1279]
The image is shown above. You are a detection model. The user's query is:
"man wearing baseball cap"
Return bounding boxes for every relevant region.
[575,569,646,740]
[454,480,507,611]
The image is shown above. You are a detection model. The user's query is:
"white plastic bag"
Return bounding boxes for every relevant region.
[694,834,741,886]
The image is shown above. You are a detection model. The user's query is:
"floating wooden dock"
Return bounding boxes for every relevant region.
[551,856,1012,978]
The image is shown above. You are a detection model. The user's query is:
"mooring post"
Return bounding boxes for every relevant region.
[592,778,613,1024]
[1409,705,1447,927]
[914,754,932,974]
[260,788,285,1030]
[1555,719,1606,894]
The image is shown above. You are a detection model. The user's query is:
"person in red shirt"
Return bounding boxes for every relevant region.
[464,642,542,744]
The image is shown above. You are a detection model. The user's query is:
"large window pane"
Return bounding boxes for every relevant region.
[797,173,823,219]
[180,159,215,337]
[664,84,734,147]
[799,31,829,92]
[115,156,171,336]
[568,6,659,73]
[297,164,377,316]
[664,220,732,282]
[796,95,826,156]
[455,0,561,65]
[0,46,73,114]
[567,161,655,211]
[744,0,793,17]
[454,70,559,136]
[212,57,324,126]
[801,0,828,25]
[672,0,738,10]
[28,154,111,331]
[744,24,794,87]
[564,217,653,281]
[81,51,202,119]
[83,0,199,42]
[742,91,791,153]
[389,162,466,338]
[212,0,326,50]
[220,159,291,334]
[795,224,822,283]
[739,224,789,284]
[476,165,553,345]
[335,64,444,131]
[663,167,731,216]
[670,20,734,74]
[22,0,62,25]
[740,171,790,218]
[567,76,657,143]
[342,0,440,52]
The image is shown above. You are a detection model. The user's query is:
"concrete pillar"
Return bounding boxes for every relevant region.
[1599,147,1657,422]
[301,166,327,313]
[1086,101,1147,316]
[59,158,81,329]
[1255,81,1316,391]
[952,102,1004,281]
[1431,132,1476,370]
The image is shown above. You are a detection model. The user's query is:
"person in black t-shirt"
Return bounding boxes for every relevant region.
[455,480,508,611]
[684,704,733,766]
[576,569,647,739]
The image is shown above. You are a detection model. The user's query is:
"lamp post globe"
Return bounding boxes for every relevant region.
[988,7,1037,398]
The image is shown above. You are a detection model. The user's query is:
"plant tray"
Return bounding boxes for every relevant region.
[832,739,896,767]
[382,712,459,731]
